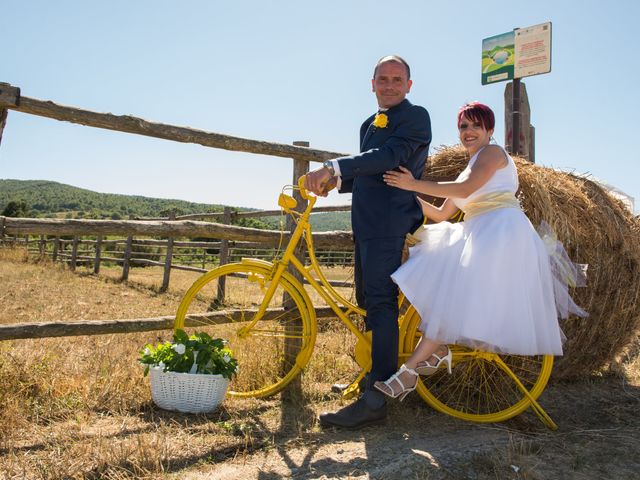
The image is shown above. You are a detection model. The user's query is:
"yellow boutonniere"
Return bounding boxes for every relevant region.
[372,113,389,129]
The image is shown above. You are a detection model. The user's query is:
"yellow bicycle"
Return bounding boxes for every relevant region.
[174,178,557,429]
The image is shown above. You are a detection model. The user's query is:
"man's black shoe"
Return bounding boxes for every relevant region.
[319,398,387,430]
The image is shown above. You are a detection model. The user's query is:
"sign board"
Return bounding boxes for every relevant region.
[482,22,552,85]
[482,31,515,85]
[514,22,552,79]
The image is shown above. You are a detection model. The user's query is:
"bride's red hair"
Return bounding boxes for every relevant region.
[457,102,495,131]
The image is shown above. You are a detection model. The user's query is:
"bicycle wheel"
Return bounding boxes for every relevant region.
[174,261,316,398]
[401,308,553,423]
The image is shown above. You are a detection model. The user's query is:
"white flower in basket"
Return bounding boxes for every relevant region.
[139,329,238,414]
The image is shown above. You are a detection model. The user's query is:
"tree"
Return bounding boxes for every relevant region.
[1,200,30,217]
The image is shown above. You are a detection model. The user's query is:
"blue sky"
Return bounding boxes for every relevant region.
[2,1,638,212]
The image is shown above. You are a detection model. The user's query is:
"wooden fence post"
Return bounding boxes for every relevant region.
[505,81,533,162]
[283,141,310,400]
[94,235,103,274]
[52,237,60,262]
[121,215,134,281]
[39,235,46,257]
[160,212,176,292]
[0,82,19,147]
[70,236,79,271]
[286,141,310,287]
[215,207,232,304]
[0,108,7,147]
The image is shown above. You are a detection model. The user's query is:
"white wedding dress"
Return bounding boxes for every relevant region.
[392,146,586,355]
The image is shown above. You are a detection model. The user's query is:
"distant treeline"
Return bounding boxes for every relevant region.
[0,179,351,232]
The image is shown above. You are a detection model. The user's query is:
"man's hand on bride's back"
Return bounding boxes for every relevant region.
[383,166,418,191]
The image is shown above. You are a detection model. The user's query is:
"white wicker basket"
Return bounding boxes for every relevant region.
[149,367,230,413]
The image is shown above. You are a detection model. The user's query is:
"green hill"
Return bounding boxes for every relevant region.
[309,210,352,231]
[0,179,351,231]
[0,179,228,219]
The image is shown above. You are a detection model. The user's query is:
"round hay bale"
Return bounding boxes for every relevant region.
[422,145,640,379]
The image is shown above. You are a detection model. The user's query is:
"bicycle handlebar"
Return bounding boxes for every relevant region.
[298,175,311,201]
[298,174,336,199]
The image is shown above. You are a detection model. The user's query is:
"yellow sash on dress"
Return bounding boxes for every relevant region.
[462,191,521,220]
[405,191,521,247]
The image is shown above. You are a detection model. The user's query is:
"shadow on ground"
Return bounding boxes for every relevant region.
[187,374,640,479]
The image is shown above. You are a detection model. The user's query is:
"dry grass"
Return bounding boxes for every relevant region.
[2,245,640,479]
[424,145,640,379]
[74,262,357,309]
[0,246,360,479]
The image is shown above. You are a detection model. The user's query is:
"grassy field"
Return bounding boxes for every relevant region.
[1,246,639,479]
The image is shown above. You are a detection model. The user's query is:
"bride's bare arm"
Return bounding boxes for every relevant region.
[384,146,507,199]
[418,197,459,223]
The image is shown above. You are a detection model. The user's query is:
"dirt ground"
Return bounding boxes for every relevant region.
[165,375,640,480]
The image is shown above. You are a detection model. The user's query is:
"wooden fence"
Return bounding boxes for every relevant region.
[0,82,357,341]
[1,222,354,281]
[3,235,353,272]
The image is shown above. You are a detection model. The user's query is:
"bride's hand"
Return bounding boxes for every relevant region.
[383,166,417,191]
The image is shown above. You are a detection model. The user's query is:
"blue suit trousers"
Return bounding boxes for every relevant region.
[356,236,406,388]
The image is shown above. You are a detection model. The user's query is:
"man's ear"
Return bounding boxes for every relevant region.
[371,79,375,92]
[407,79,413,93]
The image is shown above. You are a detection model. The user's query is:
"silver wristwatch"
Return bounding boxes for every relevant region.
[323,160,335,176]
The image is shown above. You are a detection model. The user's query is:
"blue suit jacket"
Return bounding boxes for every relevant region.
[337,99,432,240]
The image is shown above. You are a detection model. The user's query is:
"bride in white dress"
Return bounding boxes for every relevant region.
[374,102,586,400]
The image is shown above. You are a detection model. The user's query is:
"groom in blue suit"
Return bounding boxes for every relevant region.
[306,55,431,429]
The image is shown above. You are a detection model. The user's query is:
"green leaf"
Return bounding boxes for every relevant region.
[139,330,238,377]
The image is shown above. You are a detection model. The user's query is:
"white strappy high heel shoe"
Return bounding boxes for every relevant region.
[415,346,452,376]
[373,364,418,401]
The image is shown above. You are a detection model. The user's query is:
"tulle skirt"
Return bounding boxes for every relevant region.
[392,208,585,356]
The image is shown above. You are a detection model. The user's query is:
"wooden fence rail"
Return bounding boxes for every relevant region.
[0,306,337,341]
[2,220,356,290]
[7,235,354,260]
[17,236,354,277]
[1,217,354,248]
[0,83,347,163]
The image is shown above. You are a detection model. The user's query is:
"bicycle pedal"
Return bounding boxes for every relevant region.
[341,383,361,400]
